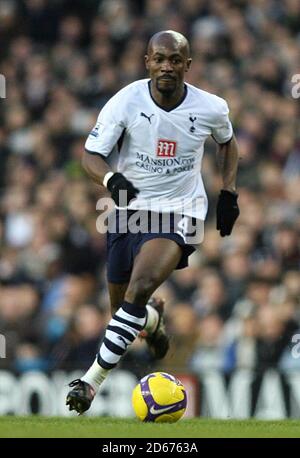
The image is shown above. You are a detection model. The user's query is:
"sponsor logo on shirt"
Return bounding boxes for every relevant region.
[135,152,195,175]
[156,139,177,157]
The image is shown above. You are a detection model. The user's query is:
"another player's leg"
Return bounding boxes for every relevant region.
[66,239,181,414]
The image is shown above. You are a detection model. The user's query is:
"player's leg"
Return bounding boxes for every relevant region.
[124,238,181,305]
[124,238,181,358]
[95,237,180,369]
[66,238,181,414]
[108,281,166,355]
[65,282,128,414]
[108,282,128,315]
[66,224,133,414]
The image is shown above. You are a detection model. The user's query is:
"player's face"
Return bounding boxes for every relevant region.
[145,46,191,95]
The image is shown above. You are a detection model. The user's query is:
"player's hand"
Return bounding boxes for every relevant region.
[216,189,239,237]
[107,172,139,206]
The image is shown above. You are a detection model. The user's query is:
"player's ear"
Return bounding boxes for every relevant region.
[185,58,192,72]
[145,55,150,70]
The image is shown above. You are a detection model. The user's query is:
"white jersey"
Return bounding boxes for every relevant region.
[85,79,233,220]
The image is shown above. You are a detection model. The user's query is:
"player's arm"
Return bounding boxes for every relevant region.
[215,133,239,193]
[211,96,240,237]
[82,150,111,186]
[83,96,139,206]
[214,134,240,237]
[82,150,139,206]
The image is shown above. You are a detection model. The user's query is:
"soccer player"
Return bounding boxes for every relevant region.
[66,30,239,414]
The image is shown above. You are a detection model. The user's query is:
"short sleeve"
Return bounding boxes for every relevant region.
[85,94,126,157]
[211,98,233,145]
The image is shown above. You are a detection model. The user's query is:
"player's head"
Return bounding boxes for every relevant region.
[145,30,192,96]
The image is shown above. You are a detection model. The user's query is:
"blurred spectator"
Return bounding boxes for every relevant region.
[161,302,199,372]
[49,303,108,371]
[223,299,258,372]
[189,313,225,372]
[192,269,231,320]
[255,304,298,372]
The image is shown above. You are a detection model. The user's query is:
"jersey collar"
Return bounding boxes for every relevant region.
[147,81,188,112]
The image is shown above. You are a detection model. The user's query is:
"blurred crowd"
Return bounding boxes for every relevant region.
[0,0,299,379]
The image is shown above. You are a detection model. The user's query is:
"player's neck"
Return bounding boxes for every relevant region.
[149,81,186,111]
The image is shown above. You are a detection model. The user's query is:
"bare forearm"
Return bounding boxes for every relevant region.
[216,135,239,192]
[82,151,111,185]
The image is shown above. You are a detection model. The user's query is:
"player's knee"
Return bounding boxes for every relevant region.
[125,276,159,305]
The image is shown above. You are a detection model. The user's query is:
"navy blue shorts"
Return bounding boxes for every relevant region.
[106,210,196,283]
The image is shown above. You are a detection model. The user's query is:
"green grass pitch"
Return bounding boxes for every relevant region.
[0,417,300,438]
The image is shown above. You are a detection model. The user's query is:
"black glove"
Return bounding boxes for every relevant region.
[107,173,139,206]
[216,190,239,237]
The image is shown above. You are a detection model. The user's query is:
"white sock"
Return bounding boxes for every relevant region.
[144,304,159,334]
[81,358,109,393]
